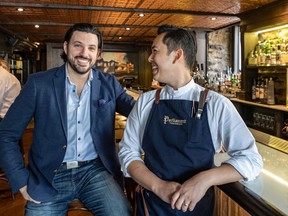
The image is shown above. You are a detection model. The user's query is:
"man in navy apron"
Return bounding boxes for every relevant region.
[119,25,263,215]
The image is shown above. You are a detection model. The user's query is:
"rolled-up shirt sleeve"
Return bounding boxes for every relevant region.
[118,94,154,177]
[208,93,263,181]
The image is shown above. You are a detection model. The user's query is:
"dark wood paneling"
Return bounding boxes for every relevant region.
[240,0,288,32]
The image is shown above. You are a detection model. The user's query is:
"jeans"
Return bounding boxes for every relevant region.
[25,158,132,216]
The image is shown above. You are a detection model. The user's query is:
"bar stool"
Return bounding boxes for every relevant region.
[0,169,15,200]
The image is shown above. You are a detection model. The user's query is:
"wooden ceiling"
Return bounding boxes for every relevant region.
[0,0,280,50]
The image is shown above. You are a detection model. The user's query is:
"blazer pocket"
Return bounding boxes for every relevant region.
[97,99,113,112]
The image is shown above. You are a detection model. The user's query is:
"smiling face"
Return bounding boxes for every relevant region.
[148,33,178,85]
[63,30,99,75]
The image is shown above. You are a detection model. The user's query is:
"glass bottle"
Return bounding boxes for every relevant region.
[259,49,266,65]
[280,39,287,65]
[255,80,260,102]
[267,77,275,105]
[248,50,255,65]
[276,42,282,65]
[263,78,268,104]
[265,45,271,66]
[259,80,265,103]
[252,78,256,101]
[270,44,277,65]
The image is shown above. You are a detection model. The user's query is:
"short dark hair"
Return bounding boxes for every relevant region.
[157,24,197,71]
[61,23,103,62]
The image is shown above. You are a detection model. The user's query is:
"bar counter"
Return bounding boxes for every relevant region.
[215,130,288,216]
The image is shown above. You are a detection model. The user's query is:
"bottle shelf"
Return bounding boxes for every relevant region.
[230,98,288,112]
[246,65,288,69]
[231,98,288,141]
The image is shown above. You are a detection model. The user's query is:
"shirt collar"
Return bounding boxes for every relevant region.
[164,78,195,96]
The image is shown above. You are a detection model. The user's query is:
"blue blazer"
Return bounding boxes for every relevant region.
[0,64,135,201]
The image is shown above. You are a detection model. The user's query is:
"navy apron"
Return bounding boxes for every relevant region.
[137,89,215,216]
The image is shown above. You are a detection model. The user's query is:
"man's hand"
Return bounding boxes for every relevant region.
[170,165,243,212]
[19,185,41,204]
[153,180,181,204]
[170,172,209,212]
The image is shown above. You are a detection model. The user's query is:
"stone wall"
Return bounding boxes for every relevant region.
[207,27,232,76]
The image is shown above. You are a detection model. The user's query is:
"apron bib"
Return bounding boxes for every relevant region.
[137,89,215,216]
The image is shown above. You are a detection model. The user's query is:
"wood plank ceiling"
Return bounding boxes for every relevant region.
[0,0,280,50]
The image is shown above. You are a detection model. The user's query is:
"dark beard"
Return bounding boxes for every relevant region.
[68,56,93,75]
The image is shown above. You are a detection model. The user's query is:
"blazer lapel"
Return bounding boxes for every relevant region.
[90,69,101,125]
[53,65,68,138]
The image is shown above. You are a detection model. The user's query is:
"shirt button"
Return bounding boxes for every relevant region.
[53,169,58,173]
[63,145,67,149]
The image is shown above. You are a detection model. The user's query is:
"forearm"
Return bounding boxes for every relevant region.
[200,163,243,187]
[127,160,164,193]
[127,160,181,204]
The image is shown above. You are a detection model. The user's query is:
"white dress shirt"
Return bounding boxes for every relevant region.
[0,66,21,119]
[119,79,263,181]
[64,66,97,162]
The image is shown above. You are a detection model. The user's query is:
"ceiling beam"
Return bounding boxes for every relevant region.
[0,2,238,18]
[0,22,158,28]
[0,22,213,31]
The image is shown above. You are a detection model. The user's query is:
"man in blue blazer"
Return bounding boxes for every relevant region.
[0,23,135,215]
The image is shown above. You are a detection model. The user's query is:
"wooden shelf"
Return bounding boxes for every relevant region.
[230,98,288,112]
[246,65,288,69]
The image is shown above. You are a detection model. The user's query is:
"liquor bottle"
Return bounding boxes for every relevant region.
[254,51,259,65]
[276,42,282,65]
[281,39,288,65]
[255,80,260,102]
[259,49,266,65]
[248,50,255,65]
[282,39,288,65]
[236,73,241,90]
[263,78,268,104]
[252,78,256,101]
[260,40,266,52]
[198,63,206,86]
[265,47,271,66]
[259,80,265,103]
[281,39,286,51]
[212,77,219,92]
[267,77,275,105]
[270,45,277,65]
[200,63,205,79]
[255,41,261,53]
[219,81,225,94]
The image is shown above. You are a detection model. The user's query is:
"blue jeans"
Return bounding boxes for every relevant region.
[25,158,132,216]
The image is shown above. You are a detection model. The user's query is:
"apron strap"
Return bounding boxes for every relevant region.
[195,89,209,119]
[135,185,150,216]
[154,88,162,104]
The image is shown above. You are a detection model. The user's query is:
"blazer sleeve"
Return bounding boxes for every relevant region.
[113,75,136,117]
[0,75,37,192]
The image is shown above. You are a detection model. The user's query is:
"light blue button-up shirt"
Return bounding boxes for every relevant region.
[63,66,97,162]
